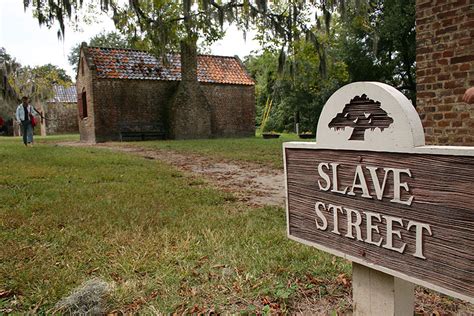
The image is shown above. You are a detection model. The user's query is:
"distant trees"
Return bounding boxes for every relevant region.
[246,0,415,133]
[0,48,21,76]
[25,1,259,71]
[337,0,416,103]
[245,40,349,133]
[0,47,71,119]
[9,63,72,101]
[0,48,22,119]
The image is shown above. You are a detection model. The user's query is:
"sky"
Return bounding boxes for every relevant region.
[0,0,260,79]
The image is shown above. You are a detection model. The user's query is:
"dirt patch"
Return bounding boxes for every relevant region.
[58,141,285,208]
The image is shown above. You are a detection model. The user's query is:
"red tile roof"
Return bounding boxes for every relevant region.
[86,47,255,86]
[47,85,77,103]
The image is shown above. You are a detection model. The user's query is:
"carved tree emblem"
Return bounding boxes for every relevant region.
[328,94,393,141]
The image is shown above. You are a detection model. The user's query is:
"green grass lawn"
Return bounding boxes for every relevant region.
[35,134,80,143]
[0,136,349,314]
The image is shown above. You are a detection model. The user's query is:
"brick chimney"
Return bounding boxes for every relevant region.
[169,41,212,139]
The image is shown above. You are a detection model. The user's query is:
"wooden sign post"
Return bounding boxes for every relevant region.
[284,82,474,315]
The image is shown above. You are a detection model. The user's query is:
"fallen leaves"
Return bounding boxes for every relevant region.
[121,290,159,314]
[86,267,99,275]
[110,272,123,283]
[336,273,351,288]
[0,289,24,314]
[0,289,15,299]
[261,296,282,314]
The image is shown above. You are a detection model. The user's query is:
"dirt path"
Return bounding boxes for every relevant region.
[59,141,286,208]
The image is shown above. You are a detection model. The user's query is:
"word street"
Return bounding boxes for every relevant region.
[314,162,432,259]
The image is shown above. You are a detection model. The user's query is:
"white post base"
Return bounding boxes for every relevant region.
[352,263,414,316]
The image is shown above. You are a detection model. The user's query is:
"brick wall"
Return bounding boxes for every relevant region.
[416,0,474,145]
[203,84,255,137]
[77,45,97,143]
[79,77,254,142]
[93,79,177,142]
[43,102,79,134]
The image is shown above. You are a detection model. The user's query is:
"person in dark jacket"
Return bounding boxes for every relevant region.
[15,96,40,146]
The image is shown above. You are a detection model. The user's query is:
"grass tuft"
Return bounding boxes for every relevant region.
[53,278,110,315]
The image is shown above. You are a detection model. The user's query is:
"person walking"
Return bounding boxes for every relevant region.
[15,96,40,146]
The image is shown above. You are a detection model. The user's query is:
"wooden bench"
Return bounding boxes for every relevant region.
[120,130,166,141]
[120,125,166,141]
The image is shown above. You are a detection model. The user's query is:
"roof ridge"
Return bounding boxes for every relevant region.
[88,46,240,60]
[53,83,76,88]
[87,46,154,53]
[197,54,238,59]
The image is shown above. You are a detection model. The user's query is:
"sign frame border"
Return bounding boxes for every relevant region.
[283,141,474,304]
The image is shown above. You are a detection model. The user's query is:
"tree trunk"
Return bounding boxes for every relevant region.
[349,126,366,141]
[180,40,198,83]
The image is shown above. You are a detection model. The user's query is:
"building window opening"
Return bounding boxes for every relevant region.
[82,89,88,118]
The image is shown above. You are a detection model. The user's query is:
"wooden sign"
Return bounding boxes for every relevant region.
[284,82,474,304]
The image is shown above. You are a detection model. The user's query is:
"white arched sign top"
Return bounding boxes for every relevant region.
[316,82,424,150]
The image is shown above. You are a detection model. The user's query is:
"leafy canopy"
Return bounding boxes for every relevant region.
[1,48,72,118]
[8,63,72,102]
[336,0,416,103]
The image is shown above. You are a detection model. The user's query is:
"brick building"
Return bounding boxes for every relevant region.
[416,0,474,145]
[40,85,79,135]
[76,43,255,142]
